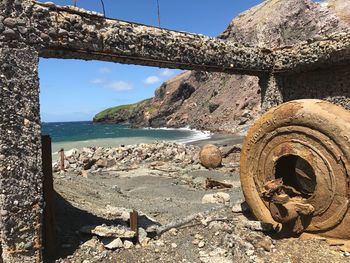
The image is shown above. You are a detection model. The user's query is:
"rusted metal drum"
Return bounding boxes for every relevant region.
[240,99,350,239]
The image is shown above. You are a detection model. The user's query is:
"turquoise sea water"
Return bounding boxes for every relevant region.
[42,121,210,154]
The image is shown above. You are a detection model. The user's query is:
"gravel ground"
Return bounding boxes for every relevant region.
[47,142,350,263]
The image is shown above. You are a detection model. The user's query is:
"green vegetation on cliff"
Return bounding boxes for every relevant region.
[93,98,153,123]
[94,104,134,122]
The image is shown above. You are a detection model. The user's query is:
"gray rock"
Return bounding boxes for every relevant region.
[123,240,134,249]
[231,201,250,213]
[102,237,123,249]
[3,18,17,28]
[243,221,273,232]
[138,227,148,244]
[80,225,135,238]
[202,192,230,205]
[3,29,16,38]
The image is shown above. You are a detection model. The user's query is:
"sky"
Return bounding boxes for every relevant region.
[39,0,264,122]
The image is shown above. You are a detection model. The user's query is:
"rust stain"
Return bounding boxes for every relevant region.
[241,99,350,240]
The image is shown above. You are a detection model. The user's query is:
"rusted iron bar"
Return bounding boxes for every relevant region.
[59,148,65,171]
[41,135,56,260]
[205,178,233,189]
[130,210,139,243]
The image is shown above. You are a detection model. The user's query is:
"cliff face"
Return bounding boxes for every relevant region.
[325,0,350,25]
[94,0,349,133]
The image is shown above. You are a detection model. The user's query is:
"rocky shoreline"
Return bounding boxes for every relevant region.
[53,142,201,175]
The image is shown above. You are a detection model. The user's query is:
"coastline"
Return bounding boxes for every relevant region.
[50,126,243,160]
[50,126,212,158]
[188,133,244,147]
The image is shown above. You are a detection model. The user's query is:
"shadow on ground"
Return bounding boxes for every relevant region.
[43,191,124,262]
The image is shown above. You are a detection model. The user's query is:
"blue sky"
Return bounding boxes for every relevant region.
[39,0,263,122]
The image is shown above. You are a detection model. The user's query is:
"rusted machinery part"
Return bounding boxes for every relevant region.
[240,99,350,239]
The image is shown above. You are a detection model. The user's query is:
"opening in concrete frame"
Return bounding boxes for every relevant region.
[39,58,227,260]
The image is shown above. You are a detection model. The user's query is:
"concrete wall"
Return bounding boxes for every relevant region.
[260,66,350,111]
[0,1,349,262]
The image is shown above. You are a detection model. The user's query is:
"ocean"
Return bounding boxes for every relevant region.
[41,121,211,154]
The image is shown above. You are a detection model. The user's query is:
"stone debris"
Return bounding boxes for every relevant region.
[232,201,250,213]
[104,205,131,221]
[254,237,274,252]
[243,221,273,232]
[103,205,160,234]
[53,142,199,173]
[80,225,136,238]
[123,240,134,249]
[102,237,124,250]
[199,248,231,263]
[202,192,230,205]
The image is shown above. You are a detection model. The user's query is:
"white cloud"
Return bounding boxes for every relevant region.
[160,69,175,77]
[144,76,161,85]
[91,78,106,84]
[106,81,133,91]
[91,78,133,92]
[99,67,112,74]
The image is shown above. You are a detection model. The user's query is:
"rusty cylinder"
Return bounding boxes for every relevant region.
[240,99,350,239]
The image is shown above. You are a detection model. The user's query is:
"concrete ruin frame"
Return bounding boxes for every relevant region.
[0,1,349,262]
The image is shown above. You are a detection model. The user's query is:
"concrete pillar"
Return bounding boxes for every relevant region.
[259,73,284,112]
[0,45,43,262]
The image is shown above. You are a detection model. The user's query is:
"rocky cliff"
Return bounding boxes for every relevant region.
[94,0,349,133]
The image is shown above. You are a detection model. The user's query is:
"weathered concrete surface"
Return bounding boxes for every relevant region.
[32,2,274,75]
[0,0,349,262]
[273,32,350,72]
[0,46,42,262]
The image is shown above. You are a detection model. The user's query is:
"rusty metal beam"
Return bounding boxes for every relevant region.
[42,135,56,260]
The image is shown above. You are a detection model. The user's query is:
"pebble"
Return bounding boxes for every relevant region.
[232,201,250,213]
[254,237,273,252]
[171,243,178,248]
[195,234,204,240]
[198,241,205,248]
[192,239,200,245]
[244,221,273,232]
[123,240,134,249]
[156,240,165,247]
[169,228,178,236]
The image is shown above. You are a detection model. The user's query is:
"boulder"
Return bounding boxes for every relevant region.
[199,144,222,168]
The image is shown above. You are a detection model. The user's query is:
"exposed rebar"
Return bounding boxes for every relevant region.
[157,0,161,27]
[100,0,106,17]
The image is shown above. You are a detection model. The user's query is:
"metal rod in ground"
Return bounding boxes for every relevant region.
[59,148,65,171]
[130,210,139,243]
